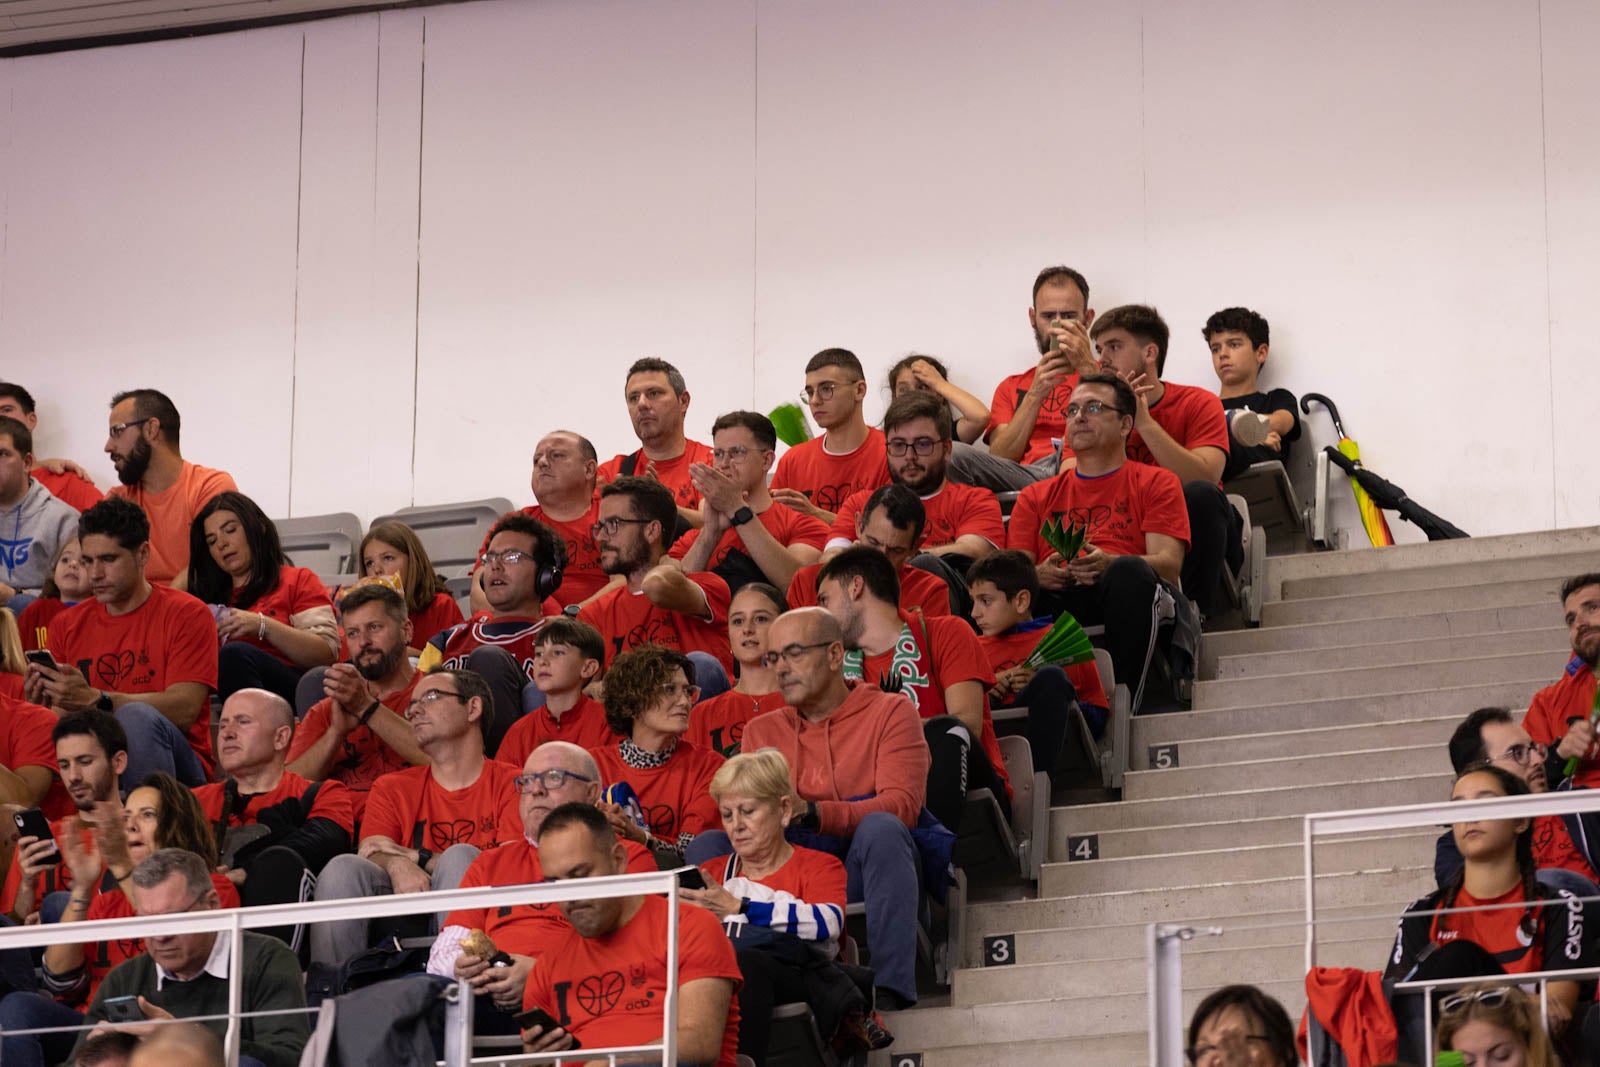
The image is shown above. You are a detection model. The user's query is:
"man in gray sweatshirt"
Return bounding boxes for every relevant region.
[0,415,79,612]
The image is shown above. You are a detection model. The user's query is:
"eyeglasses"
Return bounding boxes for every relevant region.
[885,437,940,458]
[761,642,833,668]
[658,682,700,703]
[513,769,595,794]
[1490,741,1547,766]
[108,418,152,437]
[1185,1035,1271,1065]
[404,689,464,718]
[801,381,845,403]
[1440,985,1512,1015]
[1036,310,1079,323]
[479,550,532,568]
[591,516,651,537]
[712,446,756,463]
[1064,400,1127,419]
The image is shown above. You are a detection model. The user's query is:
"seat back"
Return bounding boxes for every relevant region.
[766,1003,838,1067]
[1224,460,1310,555]
[370,499,515,578]
[274,511,363,576]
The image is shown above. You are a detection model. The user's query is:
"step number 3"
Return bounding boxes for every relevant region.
[983,934,1016,967]
[1149,744,1179,770]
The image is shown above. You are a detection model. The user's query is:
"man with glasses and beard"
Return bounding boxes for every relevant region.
[310,668,521,969]
[288,584,426,822]
[102,390,235,588]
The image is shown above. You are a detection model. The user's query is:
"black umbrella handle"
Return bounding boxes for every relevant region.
[1300,393,1348,439]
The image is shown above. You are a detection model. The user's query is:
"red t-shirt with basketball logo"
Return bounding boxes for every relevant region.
[475,501,609,609]
[590,740,725,841]
[769,430,890,516]
[578,574,733,672]
[79,873,241,1006]
[228,565,335,666]
[444,839,656,959]
[1008,461,1191,560]
[787,562,950,618]
[1532,814,1598,882]
[828,482,1004,552]
[987,369,1081,464]
[523,894,743,1067]
[598,440,715,510]
[671,504,831,568]
[1114,381,1230,477]
[48,583,219,773]
[361,760,523,852]
[977,625,1110,710]
[288,672,422,821]
[498,695,617,769]
[193,770,357,838]
[687,690,787,759]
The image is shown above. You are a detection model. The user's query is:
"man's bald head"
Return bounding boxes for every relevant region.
[228,688,294,732]
[527,741,601,782]
[769,606,842,650]
[127,1022,223,1067]
[519,740,605,837]
[215,688,295,777]
[768,608,847,718]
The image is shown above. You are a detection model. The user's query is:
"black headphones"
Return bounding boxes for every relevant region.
[532,525,566,602]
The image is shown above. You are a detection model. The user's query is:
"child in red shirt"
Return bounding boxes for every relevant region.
[497,618,616,767]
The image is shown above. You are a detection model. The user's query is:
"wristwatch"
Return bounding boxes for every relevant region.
[795,801,821,831]
[563,603,582,618]
[729,505,755,527]
[416,847,434,870]
[94,690,114,713]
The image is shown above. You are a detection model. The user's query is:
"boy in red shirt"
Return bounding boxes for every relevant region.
[968,549,1110,777]
[497,617,615,766]
[770,349,890,525]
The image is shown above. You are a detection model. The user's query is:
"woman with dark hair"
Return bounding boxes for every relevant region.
[1186,984,1296,1066]
[686,583,787,759]
[358,520,464,648]
[885,354,990,444]
[187,491,337,705]
[591,644,725,866]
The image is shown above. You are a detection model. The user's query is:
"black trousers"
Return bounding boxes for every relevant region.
[734,945,811,1064]
[922,714,1009,833]
[1180,480,1244,617]
[1034,555,1166,711]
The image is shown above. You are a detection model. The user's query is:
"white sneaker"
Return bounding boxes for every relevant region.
[1230,409,1273,447]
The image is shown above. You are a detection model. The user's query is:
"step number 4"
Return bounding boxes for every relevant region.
[1149,743,1180,770]
[982,934,1016,967]
[1067,834,1099,861]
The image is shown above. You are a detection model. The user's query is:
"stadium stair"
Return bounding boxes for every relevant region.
[868,525,1600,1066]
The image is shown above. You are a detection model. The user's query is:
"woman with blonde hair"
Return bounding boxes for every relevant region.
[1436,983,1559,1067]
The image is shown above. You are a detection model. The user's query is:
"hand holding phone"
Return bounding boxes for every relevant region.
[12,809,59,865]
[102,995,144,1024]
[677,867,707,891]
[514,1006,580,1050]
[23,649,60,672]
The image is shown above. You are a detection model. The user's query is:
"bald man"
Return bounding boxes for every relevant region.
[126,1022,224,1067]
[428,742,656,1033]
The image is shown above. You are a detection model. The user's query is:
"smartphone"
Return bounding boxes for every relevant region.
[23,649,59,672]
[103,995,143,1023]
[513,1006,580,1048]
[12,808,59,863]
[677,867,707,891]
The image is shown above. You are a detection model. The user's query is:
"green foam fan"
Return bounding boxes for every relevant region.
[1022,612,1096,670]
[768,402,814,447]
[1039,517,1089,561]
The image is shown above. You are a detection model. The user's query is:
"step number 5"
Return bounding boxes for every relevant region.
[1149,744,1179,770]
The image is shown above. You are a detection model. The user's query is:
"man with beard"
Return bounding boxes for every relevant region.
[1524,574,1600,788]
[770,349,889,526]
[102,390,235,588]
[948,265,1100,492]
[674,411,829,595]
[597,358,712,531]
[288,584,425,822]
[578,476,734,692]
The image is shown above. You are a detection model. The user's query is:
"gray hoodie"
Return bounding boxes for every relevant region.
[0,479,80,595]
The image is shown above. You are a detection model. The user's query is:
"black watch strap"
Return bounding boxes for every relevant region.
[95,691,114,713]
[416,847,434,870]
[730,506,755,527]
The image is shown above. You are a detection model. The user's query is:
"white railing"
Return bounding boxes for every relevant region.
[0,867,686,1066]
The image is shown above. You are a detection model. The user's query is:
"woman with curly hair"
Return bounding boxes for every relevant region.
[591,644,725,866]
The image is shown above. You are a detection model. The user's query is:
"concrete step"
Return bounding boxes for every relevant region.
[1282,550,1599,601]
[1054,814,1310,860]
[1132,680,1544,748]
[1261,576,1558,627]
[1132,715,1457,770]
[1263,525,1600,590]
[1122,745,1449,800]
[1198,601,1561,675]
[1193,651,1555,711]
[964,866,1432,942]
[1212,627,1568,680]
[870,1032,1150,1067]
[1040,831,1436,897]
[1052,772,1451,837]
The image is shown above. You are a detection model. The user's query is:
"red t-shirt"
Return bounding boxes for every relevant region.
[17,597,70,652]
[49,584,219,773]
[361,760,523,852]
[79,872,241,1006]
[288,672,421,821]
[848,612,1011,802]
[0,674,20,700]
[1008,461,1191,560]
[987,369,1080,464]
[671,503,831,568]
[787,562,950,618]
[475,500,609,609]
[522,894,743,1067]
[977,625,1110,710]
[498,695,617,769]
[697,845,848,927]
[0,693,72,819]
[108,462,237,585]
[410,592,466,647]
[194,770,357,838]
[0,813,91,914]
[226,565,335,666]
[686,690,787,759]
[578,574,734,672]
[590,740,725,841]
[1532,814,1598,882]
[769,430,890,516]
[31,467,102,513]
[828,481,1005,553]
[1427,883,1556,975]
[598,440,716,510]
[425,613,553,682]
[1523,658,1600,787]
[1114,381,1231,477]
[444,838,656,959]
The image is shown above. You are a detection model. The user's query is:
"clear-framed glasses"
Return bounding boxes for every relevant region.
[1491,741,1547,766]
[885,437,939,458]
[404,689,464,719]
[658,682,700,704]
[801,381,840,403]
[1064,400,1126,420]
[590,516,651,538]
[761,642,833,668]
[712,446,754,463]
[513,769,595,795]
[479,550,531,568]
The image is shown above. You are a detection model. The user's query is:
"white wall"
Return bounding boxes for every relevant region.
[1,0,1597,544]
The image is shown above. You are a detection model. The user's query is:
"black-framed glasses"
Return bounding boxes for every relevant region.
[513,769,595,795]
[479,550,532,568]
[108,418,152,437]
[1490,741,1547,766]
[1186,1035,1271,1065]
[1064,400,1127,419]
[404,689,464,718]
[885,437,940,458]
[591,516,651,537]
[1440,985,1512,1015]
[761,642,833,668]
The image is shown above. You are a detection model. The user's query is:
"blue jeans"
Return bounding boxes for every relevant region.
[0,991,85,1067]
[116,701,208,789]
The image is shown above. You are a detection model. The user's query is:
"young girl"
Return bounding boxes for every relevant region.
[358,520,464,649]
[16,538,86,652]
[686,583,787,759]
[886,354,990,444]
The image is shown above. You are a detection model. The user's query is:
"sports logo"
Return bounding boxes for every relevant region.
[95,650,137,688]
[0,536,34,569]
[576,971,625,1016]
[428,819,478,849]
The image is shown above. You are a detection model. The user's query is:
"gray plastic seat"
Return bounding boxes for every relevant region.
[370,498,515,579]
